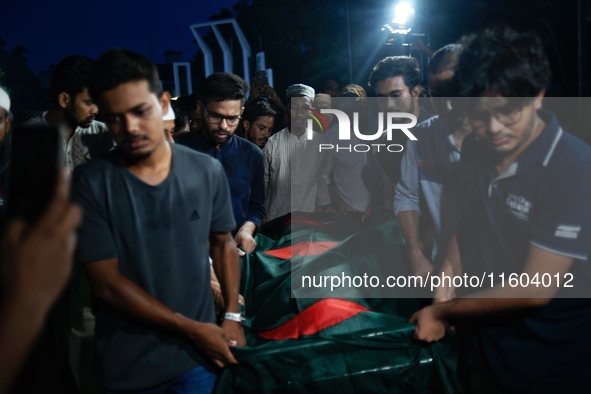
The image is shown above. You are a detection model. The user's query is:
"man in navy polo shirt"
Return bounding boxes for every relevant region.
[410,27,591,393]
[177,72,264,254]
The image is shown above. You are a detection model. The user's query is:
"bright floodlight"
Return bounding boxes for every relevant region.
[392,2,415,25]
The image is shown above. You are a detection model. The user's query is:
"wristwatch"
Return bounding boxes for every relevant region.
[223,312,245,324]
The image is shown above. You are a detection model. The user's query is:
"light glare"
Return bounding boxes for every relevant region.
[392,3,415,25]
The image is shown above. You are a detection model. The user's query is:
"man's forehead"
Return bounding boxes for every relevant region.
[428,71,454,88]
[99,80,158,112]
[290,95,313,106]
[253,115,274,124]
[376,75,409,93]
[477,94,510,109]
[206,99,243,113]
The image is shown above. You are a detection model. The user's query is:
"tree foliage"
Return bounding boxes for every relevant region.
[0,38,47,114]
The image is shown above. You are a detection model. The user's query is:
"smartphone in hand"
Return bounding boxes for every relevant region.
[5,124,62,224]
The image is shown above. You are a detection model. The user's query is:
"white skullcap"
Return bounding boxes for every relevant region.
[0,86,10,113]
[162,101,175,121]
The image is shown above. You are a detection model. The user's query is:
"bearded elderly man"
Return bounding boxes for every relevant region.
[263,84,332,221]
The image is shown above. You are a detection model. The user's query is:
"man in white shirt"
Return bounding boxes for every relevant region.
[26,55,113,172]
[263,84,332,221]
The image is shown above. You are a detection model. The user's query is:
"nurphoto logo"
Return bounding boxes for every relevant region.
[307,108,418,153]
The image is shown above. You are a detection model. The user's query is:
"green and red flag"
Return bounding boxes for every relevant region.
[216,209,460,393]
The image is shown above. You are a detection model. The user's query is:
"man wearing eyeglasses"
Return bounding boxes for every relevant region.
[410,27,591,393]
[177,72,265,254]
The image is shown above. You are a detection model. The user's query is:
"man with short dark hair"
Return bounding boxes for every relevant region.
[26,55,113,172]
[368,56,431,186]
[74,49,244,393]
[394,44,467,277]
[177,72,265,254]
[318,73,342,98]
[410,27,591,393]
[241,97,276,149]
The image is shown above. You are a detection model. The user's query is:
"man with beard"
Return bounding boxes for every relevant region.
[26,55,113,172]
[177,72,265,254]
[368,56,431,185]
[73,49,244,393]
[22,55,113,393]
[263,84,331,221]
[241,97,276,149]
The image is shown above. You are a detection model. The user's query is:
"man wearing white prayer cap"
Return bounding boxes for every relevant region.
[0,86,10,145]
[263,83,333,221]
[0,86,11,206]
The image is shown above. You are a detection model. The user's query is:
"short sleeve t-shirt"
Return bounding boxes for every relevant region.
[72,143,235,391]
[457,113,591,392]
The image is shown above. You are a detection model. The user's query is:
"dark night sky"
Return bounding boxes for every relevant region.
[0,0,236,73]
[0,0,586,99]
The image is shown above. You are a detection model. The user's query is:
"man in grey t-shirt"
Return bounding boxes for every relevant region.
[73,49,244,393]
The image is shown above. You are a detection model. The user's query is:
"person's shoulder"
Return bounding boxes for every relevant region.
[555,131,591,161]
[233,135,262,151]
[416,115,443,129]
[90,120,109,133]
[175,130,196,146]
[74,150,118,174]
[459,133,487,163]
[173,142,212,160]
[22,112,48,126]
[172,142,220,168]
[412,115,447,138]
[266,128,288,145]
[233,135,264,161]
[72,150,119,189]
[547,130,591,174]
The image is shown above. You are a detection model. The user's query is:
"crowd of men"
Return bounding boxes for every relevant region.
[0,24,589,394]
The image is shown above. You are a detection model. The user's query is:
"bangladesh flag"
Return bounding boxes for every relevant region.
[216,208,460,393]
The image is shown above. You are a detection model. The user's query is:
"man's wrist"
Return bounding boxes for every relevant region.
[430,301,449,321]
[410,247,425,259]
[237,222,257,238]
[223,312,244,324]
[174,312,200,337]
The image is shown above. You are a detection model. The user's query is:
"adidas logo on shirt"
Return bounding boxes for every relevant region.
[190,209,200,221]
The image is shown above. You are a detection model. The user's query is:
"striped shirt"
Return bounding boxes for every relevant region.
[263,127,331,221]
[25,112,114,172]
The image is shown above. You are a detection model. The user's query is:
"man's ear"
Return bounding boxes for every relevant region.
[58,92,70,109]
[197,101,204,116]
[242,119,251,132]
[411,85,421,97]
[160,91,171,116]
